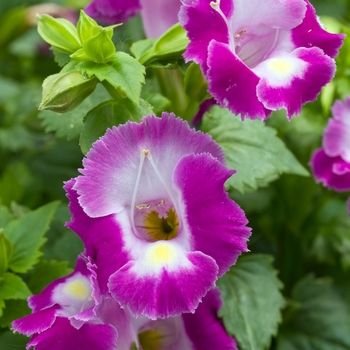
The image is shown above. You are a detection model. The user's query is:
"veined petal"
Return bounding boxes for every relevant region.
[255,46,335,119]
[292,0,345,58]
[207,40,271,120]
[85,0,141,24]
[74,114,224,218]
[27,317,118,350]
[310,148,350,191]
[173,152,251,276]
[323,97,350,162]
[183,289,237,350]
[109,248,218,319]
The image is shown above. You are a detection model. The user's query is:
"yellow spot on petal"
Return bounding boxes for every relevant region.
[138,329,162,350]
[268,59,294,75]
[63,280,89,300]
[147,243,176,266]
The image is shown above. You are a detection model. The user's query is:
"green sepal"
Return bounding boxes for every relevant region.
[37,14,81,54]
[184,62,210,103]
[132,23,189,66]
[77,10,100,44]
[79,98,154,154]
[40,70,98,113]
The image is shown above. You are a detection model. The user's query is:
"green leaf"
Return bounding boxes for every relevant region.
[0,272,31,300]
[0,300,31,328]
[0,232,13,275]
[202,106,309,192]
[184,62,210,103]
[37,14,81,54]
[51,47,71,67]
[80,98,153,154]
[3,202,59,273]
[0,329,28,349]
[39,83,111,140]
[0,206,14,229]
[218,254,285,350]
[76,52,145,104]
[277,275,350,350]
[27,259,72,295]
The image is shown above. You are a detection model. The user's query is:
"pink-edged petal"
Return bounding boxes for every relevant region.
[27,317,117,350]
[12,306,58,336]
[85,0,141,24]
[140,0,180,38]
[183,289,237,350]
[292,0,345,58]
[28,257,89,312]
[65,179,130,295]
[108,249,218,319]
[179,0,232,71]
[74,114,224,218]
[173,152,250,276]
[255,46,335,119]
[323,97,350,162]
[207,40,271,120]
[310,148,350,191]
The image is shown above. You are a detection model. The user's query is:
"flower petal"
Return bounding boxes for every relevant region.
[292,0,345,58]
[27,317,118,350]
[173,152,251,276]
[108,248,218,319]
[207,40,271,120]
[323,97,350,162]
[183,289,237,350]
[74,114,224,218]
[310,148,350,191]
[255,47,335,119]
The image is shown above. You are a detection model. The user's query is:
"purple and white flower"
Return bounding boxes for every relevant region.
[85,0,180,38]
[179,0,344,120]
[12,257,137,350]
[311,97,350,191]
[135,289,237,349]
[66,113,251,319]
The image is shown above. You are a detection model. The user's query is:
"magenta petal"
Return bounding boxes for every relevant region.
[183,289,237,350]
[256,47,335,119]
[207,40,271,120]
[108,251,218,319]
[179,0,232,71]
[292,0,345,58]
[85,0,141,24]
[173,152,250,276]
[310,148,350,191]
[323,97,350,162]
[27,317,118,350]
[12,307,58,336]
[65,179,129,295]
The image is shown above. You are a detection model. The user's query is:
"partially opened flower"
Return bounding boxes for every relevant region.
[85,0,180,38]
[135,289,237,349]
[310,97,350,191]
[12,257,137,350]
[180,0,344,120]
[67,113,251,319]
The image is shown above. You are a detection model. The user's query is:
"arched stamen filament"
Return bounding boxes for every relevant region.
[145,150,181,228]
[130,149,147,236]
[210,0,235,52]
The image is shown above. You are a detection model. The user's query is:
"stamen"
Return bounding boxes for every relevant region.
[130,149,147,236]
[156,199,165,206]
[235,28,247,39]
[135,204,151,210]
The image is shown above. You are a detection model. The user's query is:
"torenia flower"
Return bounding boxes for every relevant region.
[135,289,237,349]
[12,257,137,350]
[66,113,251,319]
[180,0,344,120]
[85,0,180,38]
[311,97,350,191]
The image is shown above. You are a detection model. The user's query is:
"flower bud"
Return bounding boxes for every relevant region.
[40,70,98,113]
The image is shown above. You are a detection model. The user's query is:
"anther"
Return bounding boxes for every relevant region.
[142,149,150,156]
[157,199,165,206]
[210,0,220,9]
[235,29,247,38]
[135,204,151,210]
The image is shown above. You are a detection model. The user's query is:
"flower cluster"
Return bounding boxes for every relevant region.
[180,0,344,120]
[13,114,250,349]
[311,97,350,210]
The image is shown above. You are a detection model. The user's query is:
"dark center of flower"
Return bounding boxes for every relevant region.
[138,329,162,350]
[143,208,179,242]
